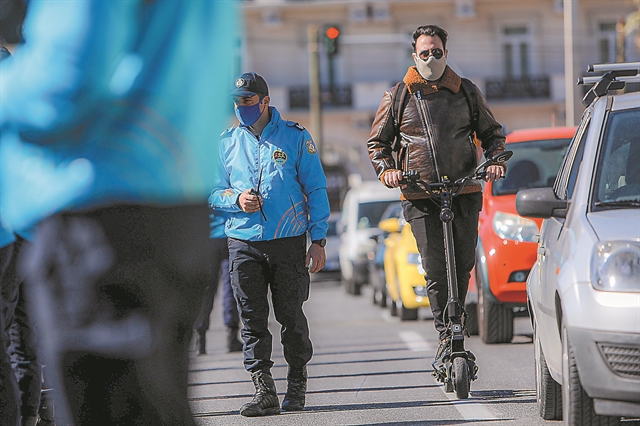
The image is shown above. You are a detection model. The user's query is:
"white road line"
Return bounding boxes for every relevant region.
[399,331,431,352]
[445,392,498,420]
[398,330,498,421]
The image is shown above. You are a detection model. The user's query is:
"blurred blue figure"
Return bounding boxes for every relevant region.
[0,1,238,425]
[0,43,22,426]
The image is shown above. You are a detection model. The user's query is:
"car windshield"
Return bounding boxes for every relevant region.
[594,108,640,207]
[357,201,396,229]
[492,137,572,196]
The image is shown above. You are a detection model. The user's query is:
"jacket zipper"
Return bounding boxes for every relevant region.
[415,91,440,182]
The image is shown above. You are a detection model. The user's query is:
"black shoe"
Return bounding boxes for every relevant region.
[240,371,280,417]
[282,367,307,411]
[195,330,206,355]
[227,326,243,353]
[434,335,451,364]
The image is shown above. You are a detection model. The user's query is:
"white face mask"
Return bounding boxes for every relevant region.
[415,55,447,81]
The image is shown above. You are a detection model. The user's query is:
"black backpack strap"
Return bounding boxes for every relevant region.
[459,78,479,132]
[390,82,408,152]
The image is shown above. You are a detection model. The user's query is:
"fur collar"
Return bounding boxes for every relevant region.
[403,65,461,96]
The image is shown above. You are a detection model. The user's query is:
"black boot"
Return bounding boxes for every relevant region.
[195,330,206,355]
[239,371,280,417]
[282,366,307,411]
[227,326,243,353]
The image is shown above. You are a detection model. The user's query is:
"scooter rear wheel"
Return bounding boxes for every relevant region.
[453,357,470,399]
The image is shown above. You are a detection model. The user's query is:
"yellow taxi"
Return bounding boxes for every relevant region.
[378,216,430,321]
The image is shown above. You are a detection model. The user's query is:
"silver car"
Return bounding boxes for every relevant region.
[517,63,640,425]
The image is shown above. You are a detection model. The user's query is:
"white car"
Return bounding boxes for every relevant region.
[517,63,640,425]
[338,180,400,295]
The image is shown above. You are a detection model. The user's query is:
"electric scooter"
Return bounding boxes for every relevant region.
[401,150,513,399]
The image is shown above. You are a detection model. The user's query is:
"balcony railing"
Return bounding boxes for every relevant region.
[289,85,353,109]
[485,76,550,100]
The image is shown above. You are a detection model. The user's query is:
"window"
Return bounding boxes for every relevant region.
[594,108,640,204]
[555,115,590,200]
[598,21,617,63]
[502,25,532,78]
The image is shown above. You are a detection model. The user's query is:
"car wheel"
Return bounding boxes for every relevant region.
[389,297,398,317]
[379,279,388,308]
[533,321,561,420]
[464,302,478,336]
[562,326,621,426]
[399,301,418,321]
[477,276,513,344]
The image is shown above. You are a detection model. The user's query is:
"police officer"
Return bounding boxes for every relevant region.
[209,72,330,417]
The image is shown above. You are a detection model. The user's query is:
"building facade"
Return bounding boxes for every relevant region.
[239,0,639,181]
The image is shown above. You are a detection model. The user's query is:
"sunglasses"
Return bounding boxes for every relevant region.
[417,48,444,61]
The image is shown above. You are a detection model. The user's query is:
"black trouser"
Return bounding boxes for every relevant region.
[228,234,312,374]
[22,204,210,426]
[194,237,239,332]
[404,193,482,340]
[0,242,19,426]
[6,238,41,420]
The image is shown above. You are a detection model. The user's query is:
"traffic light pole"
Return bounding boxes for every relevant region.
[307,24,323,158]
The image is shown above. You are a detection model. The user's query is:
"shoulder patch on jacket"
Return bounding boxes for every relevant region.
[286,121,305,131]
[219,126,236,137]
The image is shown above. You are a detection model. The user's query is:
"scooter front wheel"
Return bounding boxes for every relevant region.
[452,357,470,399]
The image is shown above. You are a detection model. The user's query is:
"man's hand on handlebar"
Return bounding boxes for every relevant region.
[484,165,505,182]
[383,170,406,189]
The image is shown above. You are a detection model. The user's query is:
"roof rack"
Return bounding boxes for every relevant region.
[578,62,640,106]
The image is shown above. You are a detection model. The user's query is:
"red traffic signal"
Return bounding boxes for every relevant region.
[325,26,340,40]
[323,24,341,55]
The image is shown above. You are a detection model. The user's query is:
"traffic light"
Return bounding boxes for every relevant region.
[324,25,341,56]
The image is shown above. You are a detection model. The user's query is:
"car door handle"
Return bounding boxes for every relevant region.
[537,246,546,256]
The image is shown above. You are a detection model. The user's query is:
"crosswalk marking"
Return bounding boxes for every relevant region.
[399,331,431,352]
[398,330,499,421]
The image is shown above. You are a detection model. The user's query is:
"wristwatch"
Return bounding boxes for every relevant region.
[312,238,326,247]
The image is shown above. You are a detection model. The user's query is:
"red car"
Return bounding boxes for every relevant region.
[465,126,577,343]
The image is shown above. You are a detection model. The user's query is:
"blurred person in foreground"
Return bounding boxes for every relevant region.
[366,25,507,368]
[0,1,238,425]
[1,43,42,426]
[209,72,330,417]
[193,211,243,356]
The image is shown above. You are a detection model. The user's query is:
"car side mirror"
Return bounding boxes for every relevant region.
[378,218,401,233]
[516,187,568,219]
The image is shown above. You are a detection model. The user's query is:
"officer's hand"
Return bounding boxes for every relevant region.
[383,170,404,188]
[306,243,326,273]
[238,189,263,213]
[485,165,505,182]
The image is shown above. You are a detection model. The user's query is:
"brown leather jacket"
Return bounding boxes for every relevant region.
[367,66,506,200]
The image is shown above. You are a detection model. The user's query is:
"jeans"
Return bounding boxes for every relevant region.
[228,234,312,373]
[404,193,482,340]
[22,204,210,426]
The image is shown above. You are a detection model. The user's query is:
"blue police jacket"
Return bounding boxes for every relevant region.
[0,1,238,232]
[209,107,330,242]
[209,211,227,240]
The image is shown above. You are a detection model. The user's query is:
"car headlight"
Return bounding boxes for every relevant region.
[492,211,538,242]
[407,253,425,274]
[591,241,640,292]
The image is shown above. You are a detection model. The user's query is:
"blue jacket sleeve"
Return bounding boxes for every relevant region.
[208,136,243,212]
[296,130,330,241]
[0,1,139,132]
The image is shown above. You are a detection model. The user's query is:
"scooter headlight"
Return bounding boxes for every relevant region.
[591,241,640,292]
[492,211,538,242]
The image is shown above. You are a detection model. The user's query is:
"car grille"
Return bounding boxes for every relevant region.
[598,343,640,379]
